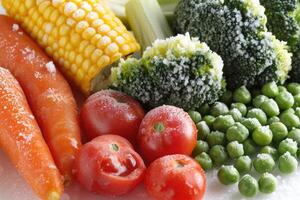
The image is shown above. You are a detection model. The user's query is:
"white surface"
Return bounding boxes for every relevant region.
[1,3,300,200]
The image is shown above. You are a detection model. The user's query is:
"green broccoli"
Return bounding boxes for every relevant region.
[110,0,225,110]
[174,0,292,89]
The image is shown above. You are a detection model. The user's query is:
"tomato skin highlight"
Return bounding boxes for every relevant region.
[145,154,206,200]
[80,90,145,145]
[75,135,146,196]
[138,105,197,162]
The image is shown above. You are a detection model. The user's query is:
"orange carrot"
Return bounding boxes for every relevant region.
[0,67,63,200]
[0,15,82,183]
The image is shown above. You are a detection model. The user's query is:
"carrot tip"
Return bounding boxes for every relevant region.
[48,191,60,200]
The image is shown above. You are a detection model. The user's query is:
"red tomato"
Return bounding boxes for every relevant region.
[145,154,206,200]
[80,90,145,144]
[75,135,146,196]
[138,105,197,162]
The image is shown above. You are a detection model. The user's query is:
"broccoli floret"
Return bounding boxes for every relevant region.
[260,0,299,46]
[174,0,292,89]
[112,34,225,110]
[290,38,300,82]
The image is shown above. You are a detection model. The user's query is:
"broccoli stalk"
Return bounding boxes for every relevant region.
[110,0,225,110]
[174,0,292,89]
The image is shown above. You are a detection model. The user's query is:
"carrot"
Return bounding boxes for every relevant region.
[0,15,82,183]
[0,67,63,200]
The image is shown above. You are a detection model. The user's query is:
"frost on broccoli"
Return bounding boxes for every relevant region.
[174,0,292,89]
[111,34,225,110]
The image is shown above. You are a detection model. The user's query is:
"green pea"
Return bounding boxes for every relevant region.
[294,94,300,108]
[262,82,279,98]
[209,145,228,166]
[288,128,300,145]
[188,111,202,124]
[295,107,300,118]
[196,121,210,140]
[253,95,268,108]
[269,122,288,143]
[247,108,267,125]
[220,91,233,105]
[231,103,247,116]
[275,91,294,110]
[233,86,251,104]
[213,115,235,132]
[278,86,287,93]
[252,126,273,146]
[282,108,295,114]
[234,155,252,174]
[260,99,280,117]
[278,152,298,174]
[243,139,257,155]
[210,102,229,117]
[207,131,225,146]
[217,165,240,185]
[195,152,213,171]
[238,175,259,197]
[203,115,215,128]
[278,138,298,155]
[253,154,275,173]
[192,140,209,156]
[259,146,278,160]
[226,141,244,158]
[287,83,300,95]
[267,116,280,125]
[199,103,210,116]
[258,173,277,194]
[228,108,242,122]
[226,122,249,142]
[241,118,261,133]
[280,112,300,130]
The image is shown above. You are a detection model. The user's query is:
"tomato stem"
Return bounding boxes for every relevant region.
[111,143,119,151]
[154,122,165,133]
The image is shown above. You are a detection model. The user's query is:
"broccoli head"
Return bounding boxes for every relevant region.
[111,34,225,110]
[290,38,300,82]
[174,0,292,89]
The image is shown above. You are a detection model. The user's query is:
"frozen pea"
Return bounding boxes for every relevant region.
[231,103,247,116]
[188,111,202,123]
[226,141,244,158]
[267,116,280,125]
[192,140,209,156]
[294,94,300,108]
[288,128,300,145]
[295,108,300,118]
[199,103,210,116]
[207,131,225,146]
[252,126,273,146]
[228,108,242,122]
[269,122,288,143]
[247,108,267,125]
[220,91,233,105]
[195,152,213,171]
[213,115,235,132]
[260,99,280,117]
[234,156,252,174]
[233,86,251,104]
[287,83,300,95]
[226,122,249,142]
[253,95,268,108]
[209,145,228,166]
[238,175,259,197]
[278,138,298,155]
[203,115,215,128]
[275,91,294,110]
[278,86,287,93]
[253,154,275,174]
[217,165,240,185]
[258,173,277,194]
[196,121,210,140]
[280,112,300,130]
[278,152,298,174]
[210,102,229,117]
[241,118,261,133]
[262,82,279,98]
[243,139,257,155]
[259,146,278,160]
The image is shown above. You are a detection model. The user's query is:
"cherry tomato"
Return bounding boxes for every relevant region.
[145,154,206,200]
[80,90,145,144]
[138,105,197,162]
[75,135,146,196]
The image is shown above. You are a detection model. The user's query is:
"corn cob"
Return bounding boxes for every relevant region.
[2,0,140,94]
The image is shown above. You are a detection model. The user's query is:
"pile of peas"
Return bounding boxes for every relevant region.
[189,82,300,197]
